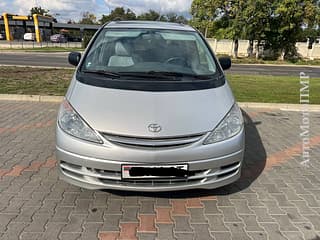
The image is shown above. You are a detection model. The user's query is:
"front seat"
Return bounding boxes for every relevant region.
[108,41,134,67]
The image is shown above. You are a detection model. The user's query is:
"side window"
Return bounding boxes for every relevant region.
[85,44,103,69]
[85,41,115,69]
[196,41,215,73]
[197,41,208,65]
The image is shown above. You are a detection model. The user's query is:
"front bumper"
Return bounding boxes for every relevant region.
[56,126,245,192]
[57,148,243,191]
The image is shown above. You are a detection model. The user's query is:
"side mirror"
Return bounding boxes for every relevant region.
[218,57,232,70]
[68,52,81,66]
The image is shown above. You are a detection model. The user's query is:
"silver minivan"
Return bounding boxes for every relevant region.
[56,21,245,191]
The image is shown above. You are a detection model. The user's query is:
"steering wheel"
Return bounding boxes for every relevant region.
[165,57,188,67]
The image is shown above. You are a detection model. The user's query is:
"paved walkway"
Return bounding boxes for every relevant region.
[0,101,319,240]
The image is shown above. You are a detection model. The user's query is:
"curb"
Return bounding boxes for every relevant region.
[0,51,71,54]
[238,102,320,112]
[0,94,320,111]
[0,64,74,69]
[233,63,320,68]
[0,94,64,103]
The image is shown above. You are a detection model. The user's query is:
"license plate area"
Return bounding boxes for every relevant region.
[121,164,189,180]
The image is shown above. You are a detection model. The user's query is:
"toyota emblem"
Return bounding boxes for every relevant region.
[148,123,162,133]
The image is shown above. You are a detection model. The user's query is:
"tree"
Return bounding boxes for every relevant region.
[137,10,161,21]
[191,0,247,57]
[163,13,188,24]
[79,12,97,24]
[100,7,136,24]
[30,6,57,22]
[190,0,320,60]
[30,6,50,16]
[268,0,320,60]
[240,0,273,58]
[67,19,76,24]
[190,0,221,37]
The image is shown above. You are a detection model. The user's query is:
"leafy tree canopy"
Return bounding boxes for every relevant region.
[78,12,97,24]
[100,7,136,23]
[99,7,187,24]
[190,0,320,59]
[137,10,161,21]
[30,6,50,16]
[30,6,57,22]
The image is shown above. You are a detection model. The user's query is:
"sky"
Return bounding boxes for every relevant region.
[1,0,193,22]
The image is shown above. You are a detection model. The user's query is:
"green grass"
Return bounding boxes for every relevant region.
[0,67,74,96]
[0,47,84,52]
[227,74,320,104]
[0,66,319,104]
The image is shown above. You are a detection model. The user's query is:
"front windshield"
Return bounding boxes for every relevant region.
[81,28,218,77]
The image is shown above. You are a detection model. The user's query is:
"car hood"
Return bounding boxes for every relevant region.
[68,80,234,137]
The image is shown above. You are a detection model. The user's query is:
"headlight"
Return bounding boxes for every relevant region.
[203,103,243,144]
[58,100,103,144]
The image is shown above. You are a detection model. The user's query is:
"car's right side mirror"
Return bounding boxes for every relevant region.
[218,57,232,70]
[68,52,81,66]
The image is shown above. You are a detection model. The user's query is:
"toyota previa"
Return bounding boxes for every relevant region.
[56,21,245,191]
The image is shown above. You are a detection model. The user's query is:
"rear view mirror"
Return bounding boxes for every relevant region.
[68,52,81,66]
[218,57,232,70]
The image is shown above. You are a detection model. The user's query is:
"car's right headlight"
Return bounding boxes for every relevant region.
[58,100,103,144]
[203,103,243,145]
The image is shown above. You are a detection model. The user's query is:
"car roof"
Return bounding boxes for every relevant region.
[104,21,196,32]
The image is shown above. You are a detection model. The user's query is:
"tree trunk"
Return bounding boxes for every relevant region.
[234,39,239,58]
[247,40,254,57]
[255,40,260,59]
[279,49,285,61]
[204,26,208,38]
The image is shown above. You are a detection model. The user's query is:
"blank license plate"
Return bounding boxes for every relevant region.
[121,164,188,179]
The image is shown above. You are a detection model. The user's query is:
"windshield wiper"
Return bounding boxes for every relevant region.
[146,71,214,80]
[116,71,215,81]
[118,72,181,81]
[82,70,120,78]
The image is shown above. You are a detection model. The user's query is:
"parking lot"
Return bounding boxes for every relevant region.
[0,100,320,240]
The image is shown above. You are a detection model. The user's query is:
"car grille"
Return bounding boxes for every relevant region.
[59,161,241,188]
[100,132,206,148]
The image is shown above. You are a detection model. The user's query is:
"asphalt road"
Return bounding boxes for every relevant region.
[0,52,70,68]
[0,52,320,77]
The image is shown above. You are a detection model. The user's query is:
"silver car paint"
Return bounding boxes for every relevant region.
[56,123,244,165]
[68,79,234,137]
[56,123,244,191]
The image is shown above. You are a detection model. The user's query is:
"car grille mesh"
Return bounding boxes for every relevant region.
[100,132,206,148]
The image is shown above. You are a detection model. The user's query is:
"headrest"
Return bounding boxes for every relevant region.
[115,41,129,56]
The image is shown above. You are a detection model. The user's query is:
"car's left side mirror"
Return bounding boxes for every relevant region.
[218,57,232,70]
[68,52,81,66]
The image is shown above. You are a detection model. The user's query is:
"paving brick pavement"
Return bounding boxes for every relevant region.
[0,100,320,240]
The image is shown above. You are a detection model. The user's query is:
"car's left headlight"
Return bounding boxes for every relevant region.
[58,100,103,144]
[203,103,243,145]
